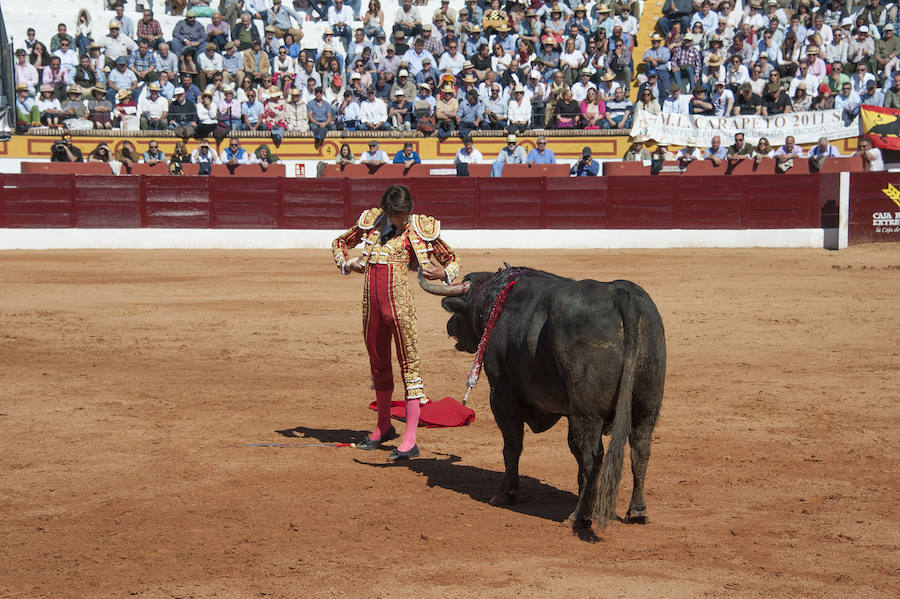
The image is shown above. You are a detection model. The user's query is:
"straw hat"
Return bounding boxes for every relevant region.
[116,89,131,100]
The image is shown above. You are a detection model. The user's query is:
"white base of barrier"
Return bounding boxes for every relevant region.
[0,228,833,250]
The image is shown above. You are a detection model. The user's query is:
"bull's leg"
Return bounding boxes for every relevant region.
[626,417,655,524]
[565,414,605,529]
[489,389,524,507]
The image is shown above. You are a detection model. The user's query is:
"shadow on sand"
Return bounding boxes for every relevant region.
[278,424,581,527]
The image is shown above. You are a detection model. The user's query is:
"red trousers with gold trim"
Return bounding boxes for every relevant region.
[362,263,425,401]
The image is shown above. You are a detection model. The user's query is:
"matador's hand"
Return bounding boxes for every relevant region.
[347,256,366,273]
[421,262,446,281]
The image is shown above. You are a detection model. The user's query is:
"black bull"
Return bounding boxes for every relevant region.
[419,267,666,531]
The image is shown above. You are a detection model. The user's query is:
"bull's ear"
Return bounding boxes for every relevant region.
[442,296,467,313]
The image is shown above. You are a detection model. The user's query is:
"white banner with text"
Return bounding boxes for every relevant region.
[629,110,860,146]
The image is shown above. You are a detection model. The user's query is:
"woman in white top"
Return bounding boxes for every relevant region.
[752,137,774,165]
[490,42,511,74]
[195,91,219,138]
[36,84,62,126]
[725,54,750,86]
[272,47,296,82]
[747,63,766,95]
[559,37,581,83]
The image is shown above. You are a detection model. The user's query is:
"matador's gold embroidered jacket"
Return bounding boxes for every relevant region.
[331,208,460,401]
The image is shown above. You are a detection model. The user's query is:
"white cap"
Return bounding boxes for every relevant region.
[859,25,869,33]
[530,69,541,79]
[173,86,185,95]
[350,72,361,79]
[398,69,409,77]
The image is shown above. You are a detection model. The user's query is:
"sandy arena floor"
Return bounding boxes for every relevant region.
[0,246,898,598]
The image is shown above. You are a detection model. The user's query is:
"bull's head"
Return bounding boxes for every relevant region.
[418,268,491,354]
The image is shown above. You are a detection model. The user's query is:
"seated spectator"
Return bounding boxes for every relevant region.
[677,138,703,163]
[704,135,727,166]
[435,82,459,140]
[115,140,139,173]
[14,48,39,96]
[360,139,388,167]
[155,43,178,76]
[88,142,112,162]
[834,81,860,123]
[60,85,88,123]
[218,83,242,130]
[99,21,136,70]
[37,85,63,127]
[507,84,532,133]
[752,137,774,164]
[252,144,281,172]
[860,79,884,107]
[555,88,581,128]
[571,146,600,176]
[623,137,651,161]
[168,86,199,141]
[243,39,271,84]
[658,0,693,37]
[808,136,841,172]
[221,137,251,166]
[581,87,606,128]
[137,9,164,50]
[43,57,70,99]
[308,87,335,147]
[142,140,166,166]
[336,143,355,166]
[172,10,207,58]
[853,137,884,171]
[711,81,734,115]
[633,87,659,118]
[663,84,691,114]
[726,132,754,160]
[491,133,527,176]
[733,82,763,115]
[138,82,168,130]
[107,56,137,105]
[191,139,220,173]
[49,134,83,162]
[457,89,484,136]
[232,13,262,52]
[261,89,288,146]
[483,82,508,129]
[113,89,138,130]
[284,88,310,132]
[774,135,804,172]
[388,88,413,131]
[603,86,633,130]
[360,87,389,131]
[455,135,483,164]
[14,83,41,132]
[393,141,421,167]
[168,141,191,175]
[527,136,556,164]
[74,10,94,56]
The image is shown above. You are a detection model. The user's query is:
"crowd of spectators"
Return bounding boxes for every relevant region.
[12,0,900,149]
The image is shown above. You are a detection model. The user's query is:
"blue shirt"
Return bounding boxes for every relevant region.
[392,150,421,164]
[241,99,265,124]
[570,159,600,176]
[527,147,556,164]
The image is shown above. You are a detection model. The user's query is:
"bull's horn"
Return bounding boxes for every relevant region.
[417,267,470,296]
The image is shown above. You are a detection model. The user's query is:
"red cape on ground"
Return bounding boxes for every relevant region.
[368,398,476,428]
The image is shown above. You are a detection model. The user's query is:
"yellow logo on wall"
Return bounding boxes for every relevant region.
[882,183,900,209]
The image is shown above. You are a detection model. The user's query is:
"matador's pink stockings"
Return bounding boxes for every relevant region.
[398,399,420,452]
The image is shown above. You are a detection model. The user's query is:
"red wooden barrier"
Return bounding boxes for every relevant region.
[20,162,285,177]
[847,172,900,244]
[0,173,846,231]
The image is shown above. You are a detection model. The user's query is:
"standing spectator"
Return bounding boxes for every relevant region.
[14,84,41,132]
[774,135,804,172]
[455,135,483,163]
[138,82,168,130]
[853,137,884,171]
[172,10,207,58]
[137,10,164,50]
[570,146,599,176]
[142,140,166,165]
[392,141,421,166]
[527,136,556,164]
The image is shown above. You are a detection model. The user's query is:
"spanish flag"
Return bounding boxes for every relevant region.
[861,104,900,150]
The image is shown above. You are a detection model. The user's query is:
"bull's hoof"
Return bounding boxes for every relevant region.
[625,508,649,524]
[489,491,517,507]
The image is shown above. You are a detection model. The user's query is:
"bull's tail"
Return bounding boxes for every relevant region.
[596,291,638,530]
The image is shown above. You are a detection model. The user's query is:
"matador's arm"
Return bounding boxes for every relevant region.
[332,208,382,274]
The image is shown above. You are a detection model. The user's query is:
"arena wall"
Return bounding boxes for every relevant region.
[0,171,859,249]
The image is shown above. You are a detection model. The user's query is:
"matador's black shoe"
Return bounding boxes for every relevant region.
[356,427,398,450]
[387,445,420,462]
